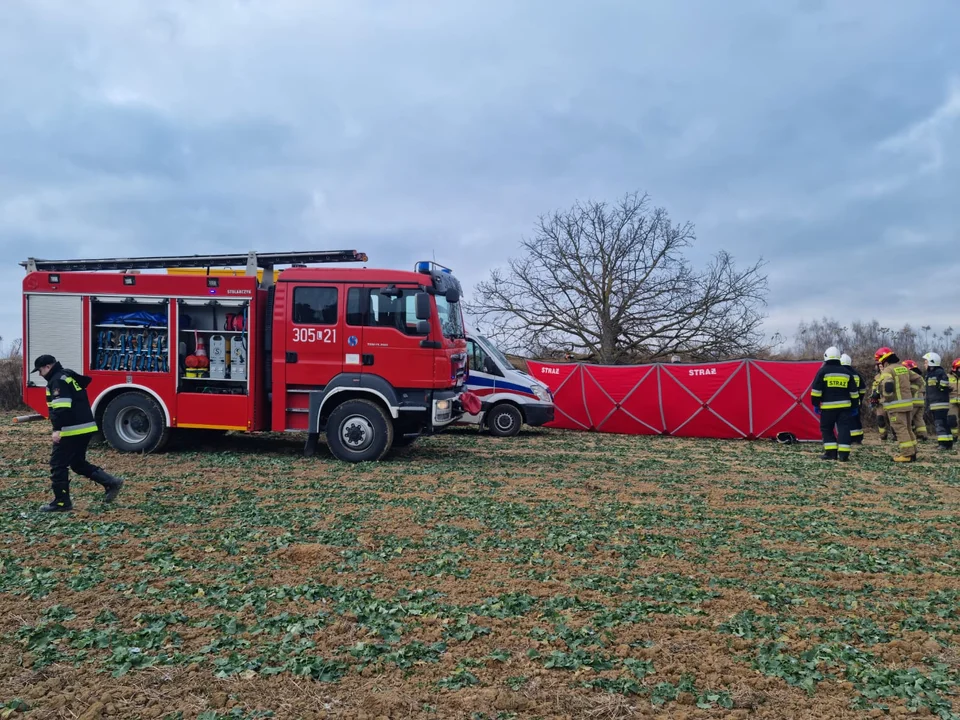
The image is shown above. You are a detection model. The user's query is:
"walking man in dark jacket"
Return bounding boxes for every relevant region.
[32,354,124,512]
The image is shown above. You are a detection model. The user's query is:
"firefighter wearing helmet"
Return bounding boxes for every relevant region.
[922,352,954,451]
[870,347,917,462]
[840,353,866,445]
[950,358,960,443]
[809,346,859,461]
[901,360,930,442]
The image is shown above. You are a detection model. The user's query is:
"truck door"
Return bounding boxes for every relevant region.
[345,285,435,389]
[284,283,344,387]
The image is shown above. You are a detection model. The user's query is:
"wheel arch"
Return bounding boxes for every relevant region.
[93,384,172,426]
[483,398,527,424]
[307,375,401,433]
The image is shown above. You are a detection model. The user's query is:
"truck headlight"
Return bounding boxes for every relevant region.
[436,400,451,411]
[532,385,551,402]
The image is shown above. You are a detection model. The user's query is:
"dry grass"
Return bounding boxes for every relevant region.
[0,337,24,411]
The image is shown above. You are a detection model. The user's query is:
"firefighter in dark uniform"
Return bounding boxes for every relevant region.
[922,352,954,451]
[840,353,866,445]
[810,346,859,461]
[32,354,124,512]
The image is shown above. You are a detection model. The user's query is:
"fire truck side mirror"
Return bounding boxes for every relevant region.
[445,288,460,304]
[415,292,432,321]
[416,320,431,336]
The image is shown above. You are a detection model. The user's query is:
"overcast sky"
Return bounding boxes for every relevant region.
[2,0,959,356]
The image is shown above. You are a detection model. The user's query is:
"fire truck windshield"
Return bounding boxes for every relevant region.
[436,294,464,339]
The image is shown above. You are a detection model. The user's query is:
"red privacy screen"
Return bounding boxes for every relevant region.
[526,359,822,441]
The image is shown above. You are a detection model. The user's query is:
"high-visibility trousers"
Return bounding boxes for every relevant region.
[888,410,917,458]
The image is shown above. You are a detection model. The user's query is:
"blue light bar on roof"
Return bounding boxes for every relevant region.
[415,260,455,275]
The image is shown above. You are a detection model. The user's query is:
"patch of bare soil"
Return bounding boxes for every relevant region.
[2,418,958,719]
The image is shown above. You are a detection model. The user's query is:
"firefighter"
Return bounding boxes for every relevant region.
[31,354,124,512]
[841,354,866,445]
[810,346,859,461]
[870,347,917,462]
[922,352,954,451]
[902,360,929,442]
[950,358,960,443]
[869,371,894,443]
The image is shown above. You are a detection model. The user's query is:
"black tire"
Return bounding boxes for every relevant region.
[486,403,523,437]
[101,392,170,453]
[325,399,394,462]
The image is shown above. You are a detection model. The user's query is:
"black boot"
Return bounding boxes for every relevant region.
[838,452,850,463]
[91,468,124,503]
[40,483,72,512]
[820,449,838,461]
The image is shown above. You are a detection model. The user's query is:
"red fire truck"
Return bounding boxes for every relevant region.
[20,250,478,462]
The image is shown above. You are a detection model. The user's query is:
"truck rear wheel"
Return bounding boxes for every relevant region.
[101,392,169,454]
[325,399,393,462]
[486,403,522,437]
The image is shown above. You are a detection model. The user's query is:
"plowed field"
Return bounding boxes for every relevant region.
[1,414,959,719]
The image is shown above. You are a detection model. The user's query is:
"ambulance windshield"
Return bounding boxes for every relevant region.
[477,335,512,369]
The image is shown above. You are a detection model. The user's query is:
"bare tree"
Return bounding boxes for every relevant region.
[467,192,769,363]
[786,318,960,367]
[0,336,24,411]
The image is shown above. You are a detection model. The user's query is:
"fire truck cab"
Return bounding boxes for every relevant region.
[20,251,476,463]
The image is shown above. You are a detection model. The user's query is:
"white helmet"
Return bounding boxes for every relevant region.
[923,351,941,367]
[823,346,841,361]
[840,353,852,366]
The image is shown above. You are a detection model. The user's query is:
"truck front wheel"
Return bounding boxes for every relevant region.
[101,392,170,453]
[325,399,394,462]
[486,403,523,437]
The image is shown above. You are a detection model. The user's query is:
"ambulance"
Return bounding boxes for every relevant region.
[460,333,555,436]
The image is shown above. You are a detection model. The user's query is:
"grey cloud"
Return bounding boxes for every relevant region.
[2,0,960,350]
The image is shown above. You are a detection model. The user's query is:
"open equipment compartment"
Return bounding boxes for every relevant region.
[90,295,170,373]
[176,297,250,395]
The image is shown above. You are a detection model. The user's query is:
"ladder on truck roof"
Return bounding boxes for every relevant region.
[20,250,368,287]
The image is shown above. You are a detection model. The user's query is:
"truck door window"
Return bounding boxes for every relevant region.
[346,287,420,335]
[292,287,337,325]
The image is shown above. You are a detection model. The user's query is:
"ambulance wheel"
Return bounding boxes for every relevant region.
[102,392,169,454]
[326,399,393,462]
[486,403,522,437]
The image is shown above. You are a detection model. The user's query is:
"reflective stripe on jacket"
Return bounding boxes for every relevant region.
[875,362,914,412]
[925,367,952,411]
[810,361,858,410]
[45,363,98,436]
